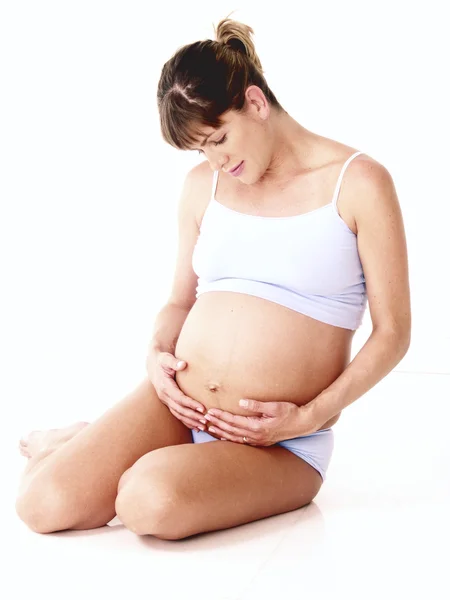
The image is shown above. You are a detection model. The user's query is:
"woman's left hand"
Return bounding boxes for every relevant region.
[203,398,320,446]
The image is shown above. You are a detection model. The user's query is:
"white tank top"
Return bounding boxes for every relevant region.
[192,150,367,330]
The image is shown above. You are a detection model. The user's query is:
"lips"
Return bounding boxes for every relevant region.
[229,161,243,174]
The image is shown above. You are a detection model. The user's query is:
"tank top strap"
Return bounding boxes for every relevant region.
[211,155,364,206]
[331,151,364,208]
[211,170,219,200]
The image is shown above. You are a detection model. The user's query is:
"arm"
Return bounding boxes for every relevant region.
[306,329,409,427]
[150,302,191,356]
[148,165,202,357]
[304,158,412,428]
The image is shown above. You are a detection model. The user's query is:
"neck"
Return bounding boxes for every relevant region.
[260,112,319,187]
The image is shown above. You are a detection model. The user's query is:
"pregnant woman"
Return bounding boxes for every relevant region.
[16,17,411,540]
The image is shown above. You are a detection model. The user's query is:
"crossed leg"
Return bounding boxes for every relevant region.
[16,375,323,538]
[15,377,194,533]
[115,438,323,540]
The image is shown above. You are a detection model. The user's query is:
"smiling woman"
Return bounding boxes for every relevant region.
[154,15,410,448]
[173,140,372,430]
[15,13,410,540]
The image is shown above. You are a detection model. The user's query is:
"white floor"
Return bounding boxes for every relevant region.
[5,371,450,600]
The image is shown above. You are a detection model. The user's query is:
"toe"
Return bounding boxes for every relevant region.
[19,443,30,457]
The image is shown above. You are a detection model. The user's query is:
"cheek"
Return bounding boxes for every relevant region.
[244,131,264,159]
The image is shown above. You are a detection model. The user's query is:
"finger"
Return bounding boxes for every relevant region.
[167,400,207,425]
[165,379,205,414]
[158,352,187,372]
[205,410,257,431]
[239,399,279,415]
[206,424,256,445]
[205,414,255,439]
[168,407,206,432]
[168,402,206,426]
[205,408,255,429]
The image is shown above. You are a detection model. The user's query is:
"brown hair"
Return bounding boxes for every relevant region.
[157,13,285,151]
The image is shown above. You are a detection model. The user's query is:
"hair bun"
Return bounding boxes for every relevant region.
[214,15,263,72]
[225,37,247,54]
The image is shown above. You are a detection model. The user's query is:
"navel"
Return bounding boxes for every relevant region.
[206,382,221,392]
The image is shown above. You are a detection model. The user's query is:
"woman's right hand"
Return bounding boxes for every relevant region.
[146,350,207,432]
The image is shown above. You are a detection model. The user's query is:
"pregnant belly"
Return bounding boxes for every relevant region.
[174,292,353,432]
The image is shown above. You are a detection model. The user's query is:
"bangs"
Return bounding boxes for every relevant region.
[159,88,227,151]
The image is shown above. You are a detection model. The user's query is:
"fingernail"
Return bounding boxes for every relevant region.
[196,407,204,413]
[176,361,185,368]
[199,419,206,424]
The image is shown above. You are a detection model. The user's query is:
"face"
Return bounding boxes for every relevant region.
[190,86,274,184]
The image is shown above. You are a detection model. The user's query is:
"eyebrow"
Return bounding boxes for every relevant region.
[199,131,219,148]
[190,129,221,152]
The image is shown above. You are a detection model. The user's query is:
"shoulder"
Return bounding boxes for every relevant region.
[348,152,392,185]
[318,141,394,231]
[196,160,217,228]
[182,160,214,229]
[342,152,411,337]
[344,153,398,235]
[184,159,212,189]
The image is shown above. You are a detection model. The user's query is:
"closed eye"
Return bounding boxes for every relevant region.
[197,135,227,155]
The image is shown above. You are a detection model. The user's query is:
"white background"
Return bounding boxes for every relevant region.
[1,0,448,432]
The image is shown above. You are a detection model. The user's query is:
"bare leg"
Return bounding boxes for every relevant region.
[15,378,193,533]
[19,421,90,466]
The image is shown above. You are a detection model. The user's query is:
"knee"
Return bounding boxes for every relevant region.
[15,479,72,534]
[115,474,185,539]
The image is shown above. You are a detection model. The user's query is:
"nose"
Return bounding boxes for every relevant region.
[208,158,226,172]
[203,149,228,172]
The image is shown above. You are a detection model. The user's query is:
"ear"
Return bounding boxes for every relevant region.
[245,85,270,120]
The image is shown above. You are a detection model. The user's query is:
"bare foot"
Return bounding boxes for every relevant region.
[19,421,90,458]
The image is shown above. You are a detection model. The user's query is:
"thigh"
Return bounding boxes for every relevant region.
[17,377,194,533]
[116,438,323,539]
